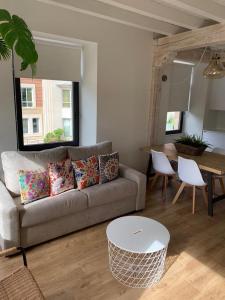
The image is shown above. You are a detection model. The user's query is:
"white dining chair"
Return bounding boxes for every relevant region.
[151,150,177,198]
[172,156,207,214]
[212,148,225,195]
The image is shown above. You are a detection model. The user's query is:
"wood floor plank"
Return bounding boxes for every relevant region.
[0,182,225,299]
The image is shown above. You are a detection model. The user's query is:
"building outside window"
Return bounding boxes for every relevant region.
[32,118,39,134]
[62,89,71,108]
[22,118,28,134]
[21,85,35,108]
[63,118,72,138]
[15,78,79,150]
[22,117,41,135]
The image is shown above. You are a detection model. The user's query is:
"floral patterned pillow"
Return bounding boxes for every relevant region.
[72,156,99,190]
[18,170,50,204]
[99,152,119,184]
[48,159,74,196]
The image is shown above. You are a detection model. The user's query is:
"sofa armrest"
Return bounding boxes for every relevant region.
[0,181,20,249]
[119,163,146,211]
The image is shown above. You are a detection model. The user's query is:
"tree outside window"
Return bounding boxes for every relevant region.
[166,111,183,134]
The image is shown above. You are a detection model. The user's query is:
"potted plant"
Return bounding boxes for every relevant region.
[0,9,38,75]
[174,134,210,156]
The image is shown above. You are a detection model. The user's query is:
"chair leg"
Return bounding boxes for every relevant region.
[171,174,179,189]
[219,177,225,195]
[192,186,196,214]
[202,186,208,207]
[212,178,216,196]
[150,173,160,190]
[162,175,168,201]
[172,182,185,205]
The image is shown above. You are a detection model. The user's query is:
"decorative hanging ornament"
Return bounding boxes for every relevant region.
[203,54,225,79]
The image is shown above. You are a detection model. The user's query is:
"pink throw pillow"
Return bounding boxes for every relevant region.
[48,159,74,196]
[19,170,50,204]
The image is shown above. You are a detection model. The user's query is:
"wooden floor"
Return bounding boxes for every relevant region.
[1,180,225,300]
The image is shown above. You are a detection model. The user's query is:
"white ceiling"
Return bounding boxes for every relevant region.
[37,0,225,37]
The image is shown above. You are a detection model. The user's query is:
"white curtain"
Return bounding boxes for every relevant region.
[168,63,192,111]
[15,40,82,81]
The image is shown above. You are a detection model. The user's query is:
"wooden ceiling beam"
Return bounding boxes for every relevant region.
[153,22,225,66]
[97,0,205,29]
[157,23,225,51]
[156,0,225,23]
[37,0,183,35]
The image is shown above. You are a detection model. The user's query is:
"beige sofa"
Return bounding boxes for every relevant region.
[0,141,146,250]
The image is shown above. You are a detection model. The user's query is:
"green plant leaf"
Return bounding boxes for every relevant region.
[175,134,210,148]
[0,9,11,21]
[0,38,11,60]
[0,9,38,75]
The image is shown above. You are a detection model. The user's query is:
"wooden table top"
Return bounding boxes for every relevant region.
[142,143,225,175]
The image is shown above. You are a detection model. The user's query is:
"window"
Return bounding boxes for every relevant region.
[22,117,40,135]
[166,111,183,135]
[21,86,35,107]
[62,89,71,108]
[22,118,28,134]
[63,118,72,138]
[32,118,39,134]
[15,78,79,151]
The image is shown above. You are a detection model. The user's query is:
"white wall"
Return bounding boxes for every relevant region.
[0,0,153,171]
[204,78,225,132]
[203,130,225,150]
[80,42,98,146]
[0,59,17,156]
[184,63,209,136]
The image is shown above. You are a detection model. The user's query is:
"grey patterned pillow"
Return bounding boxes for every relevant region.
[99,152,119,184]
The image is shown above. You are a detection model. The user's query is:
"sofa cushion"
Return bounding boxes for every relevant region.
[14,189,88,228]
[48,159,74,196]
[19,170,50,204]
[1,147,67,196]
[81,177,137,208]
[99,152,119,184]
[72,156,99,190]
[67,141,112,161]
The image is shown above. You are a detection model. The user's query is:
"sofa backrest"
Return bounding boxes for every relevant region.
[1,147,67,196]
[67,141,112,161]
[1,141,112,196]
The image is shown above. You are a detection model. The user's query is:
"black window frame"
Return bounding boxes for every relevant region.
[165,111,184,135]
[15,78,79,151]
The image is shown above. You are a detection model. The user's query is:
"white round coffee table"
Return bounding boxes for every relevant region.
[106,216,170,288]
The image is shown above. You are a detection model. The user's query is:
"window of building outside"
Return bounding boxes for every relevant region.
[63,118,72,137]
[15,78,79,150]
[21,86,35,107]
[32,118,39,133]
[22,118,28,134]
[62,89,71,108]
[22,117,40,135]
[166,111,183,135]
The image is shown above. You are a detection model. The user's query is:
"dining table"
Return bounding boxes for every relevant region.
[143,143,225,216]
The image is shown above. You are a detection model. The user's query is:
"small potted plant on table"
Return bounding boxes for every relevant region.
[174,134,210,156]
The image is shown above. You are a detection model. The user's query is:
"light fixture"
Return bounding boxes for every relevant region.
[203,54,225,79]
[173,59,195,66]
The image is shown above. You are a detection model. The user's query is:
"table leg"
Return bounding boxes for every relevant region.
[207,172,213,217]
[146,154,153,182]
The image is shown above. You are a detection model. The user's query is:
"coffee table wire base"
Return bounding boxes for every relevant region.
[108,240,168,288]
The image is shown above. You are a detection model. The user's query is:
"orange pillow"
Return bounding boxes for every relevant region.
[72,156,99,190]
